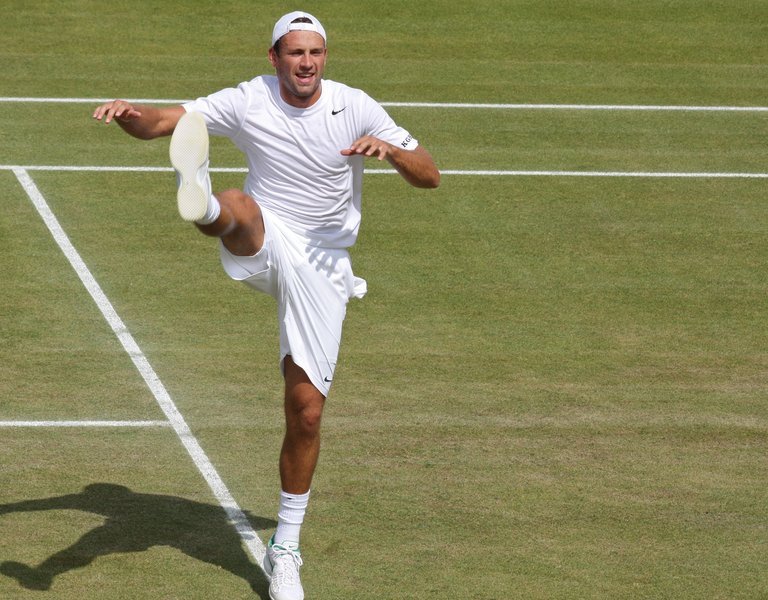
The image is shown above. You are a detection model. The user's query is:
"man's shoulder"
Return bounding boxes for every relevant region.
[323,79,376,106]
[198,75,272,103]
[215,75,279,109]
[237,74,276,94]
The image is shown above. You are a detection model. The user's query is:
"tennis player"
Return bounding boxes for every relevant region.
[93,10,439,600]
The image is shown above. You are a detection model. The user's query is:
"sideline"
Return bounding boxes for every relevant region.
[11,167,268,573]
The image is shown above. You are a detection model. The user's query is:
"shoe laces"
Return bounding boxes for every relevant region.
[270,543,303,588]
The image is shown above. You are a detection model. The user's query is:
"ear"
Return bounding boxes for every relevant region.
[268,47,278,68]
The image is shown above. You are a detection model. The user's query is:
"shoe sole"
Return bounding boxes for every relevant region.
[169,111,209,222]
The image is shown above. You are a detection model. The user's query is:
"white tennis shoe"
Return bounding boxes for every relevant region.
[169,111,211,222]
[264,536,304,600]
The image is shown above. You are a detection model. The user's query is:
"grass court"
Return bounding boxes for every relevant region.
[1,1,767,598]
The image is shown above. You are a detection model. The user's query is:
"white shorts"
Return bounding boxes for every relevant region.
[219,205,367,396]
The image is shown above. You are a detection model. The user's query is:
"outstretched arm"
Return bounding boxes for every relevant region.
[342,136,440,189]
[0,494,79,515]
[93,100,186,140]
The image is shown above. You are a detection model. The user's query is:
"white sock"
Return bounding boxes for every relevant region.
[274,489,310,546]
[195,195,220,225]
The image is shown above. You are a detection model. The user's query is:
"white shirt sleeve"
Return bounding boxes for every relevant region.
[359,93,419,150]
[182,83,249,138]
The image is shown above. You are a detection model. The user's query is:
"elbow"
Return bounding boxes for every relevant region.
[423,168,441,189]
[397,146,440,188]
[411,164,440,189]
[403,167,440,189]
[418,149,440,188]
[133,130,159,141]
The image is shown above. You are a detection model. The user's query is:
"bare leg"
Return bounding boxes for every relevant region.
[196,192,325,491]
[280,356,326,494]
[194,188,265,257]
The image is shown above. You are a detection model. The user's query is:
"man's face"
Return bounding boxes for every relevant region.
[269,31,328,108]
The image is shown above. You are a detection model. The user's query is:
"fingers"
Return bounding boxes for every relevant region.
[341,136,392,161]
[92,100,141,124]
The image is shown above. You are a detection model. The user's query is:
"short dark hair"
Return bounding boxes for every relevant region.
[272,17,314,55]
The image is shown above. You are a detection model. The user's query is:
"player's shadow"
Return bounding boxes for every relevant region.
[0,483,274,597]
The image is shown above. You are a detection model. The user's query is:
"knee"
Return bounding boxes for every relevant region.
[286,394,325,439]
[299,404,323,436]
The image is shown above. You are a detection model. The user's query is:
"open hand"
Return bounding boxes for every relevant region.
[92,100,142,124]
[340,135,394,161]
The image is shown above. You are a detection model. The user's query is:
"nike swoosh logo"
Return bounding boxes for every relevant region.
[331,107,346,116]
[324,376,333,383]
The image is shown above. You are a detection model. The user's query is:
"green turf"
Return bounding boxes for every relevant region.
[1,1,767,599]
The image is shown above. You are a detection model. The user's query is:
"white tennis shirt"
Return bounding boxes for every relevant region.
[184,75,418,249]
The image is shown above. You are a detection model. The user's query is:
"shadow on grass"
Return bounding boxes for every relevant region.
[0,483,274,598]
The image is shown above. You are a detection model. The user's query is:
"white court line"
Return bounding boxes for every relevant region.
[1,96,768,111]
[0,420,170,427]
[2,164,766,178]
[437,169,768,178]
[11,167,268,574]
[383,102,768,112]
